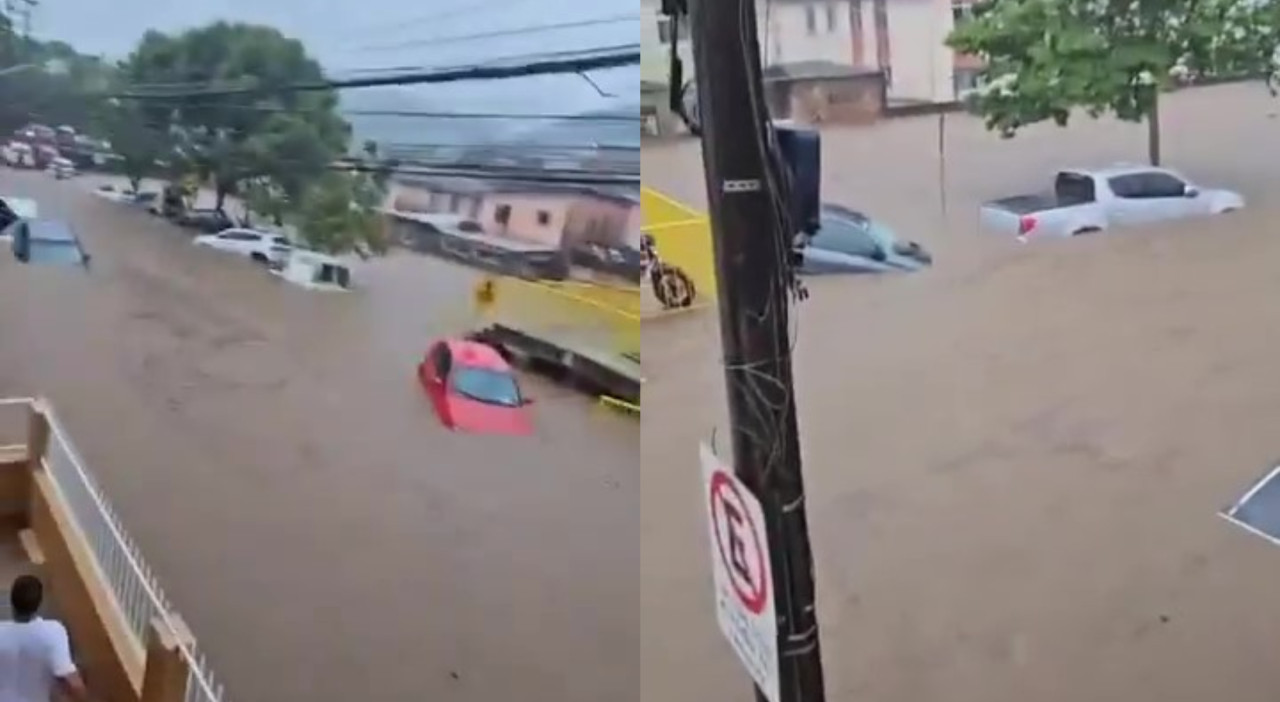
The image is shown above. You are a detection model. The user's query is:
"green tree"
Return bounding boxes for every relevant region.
[120,22,349,209]
[947,0,1280,165]
[294,169,388,256]
[99,101,170,193]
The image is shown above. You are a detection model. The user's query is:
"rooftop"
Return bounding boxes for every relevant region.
[393,174,640,204]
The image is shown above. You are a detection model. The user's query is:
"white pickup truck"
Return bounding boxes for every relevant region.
[980,165,1243,241]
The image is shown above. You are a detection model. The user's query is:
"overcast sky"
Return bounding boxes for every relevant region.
[30,0,638,112]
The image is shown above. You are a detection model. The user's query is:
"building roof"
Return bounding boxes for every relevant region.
[393,174,639,204]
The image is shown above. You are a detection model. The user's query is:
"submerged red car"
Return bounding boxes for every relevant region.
[417,338,534,435]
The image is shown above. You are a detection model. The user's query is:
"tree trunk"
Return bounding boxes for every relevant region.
[1147,91,1161,166]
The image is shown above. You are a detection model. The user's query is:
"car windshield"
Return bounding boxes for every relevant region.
[27,241,83,265]
[821,210,899,248]
[450,367,521,407]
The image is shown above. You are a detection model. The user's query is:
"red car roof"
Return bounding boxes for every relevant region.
[443,339,509,370]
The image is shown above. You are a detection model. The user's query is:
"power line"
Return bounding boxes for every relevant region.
[123,99,639,122]
[381,141,638,152]
[357,14,638,53]
[333,161,639,185]
[109,46,639,99]
[111,44,639,94]
[340,109,638,122]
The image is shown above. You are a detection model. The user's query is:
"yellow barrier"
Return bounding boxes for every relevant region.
[476,276,640,360]
[640,187,717,310]
[599,395,640,416]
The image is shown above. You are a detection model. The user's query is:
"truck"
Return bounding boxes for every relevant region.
[979,165,1244,241]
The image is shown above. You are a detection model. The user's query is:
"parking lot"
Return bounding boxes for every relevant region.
[642,82,1280,702]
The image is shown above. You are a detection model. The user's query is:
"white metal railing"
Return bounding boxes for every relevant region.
[0,398,227,702]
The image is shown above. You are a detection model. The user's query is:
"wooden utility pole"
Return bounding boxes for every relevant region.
[685,0,828,700]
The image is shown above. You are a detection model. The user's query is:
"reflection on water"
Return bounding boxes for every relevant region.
[0,171,638,702]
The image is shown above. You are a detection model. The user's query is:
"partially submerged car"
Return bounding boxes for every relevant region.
[193,228,291,266]
[800,204,933,274]
[417,338,534,436]
[7,219,90,268]
[980,165,1243,241]
[175,208,234,234]
[270,250,352,291]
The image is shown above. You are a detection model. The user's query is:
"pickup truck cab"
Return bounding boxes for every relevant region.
[980,165,1243,241]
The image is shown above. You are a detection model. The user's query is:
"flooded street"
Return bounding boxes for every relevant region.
[642,82,1280,702]
[0,170,638,702]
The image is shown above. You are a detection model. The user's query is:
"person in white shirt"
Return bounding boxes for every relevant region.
[0,575,92,702]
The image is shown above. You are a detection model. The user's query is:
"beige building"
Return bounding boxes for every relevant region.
[761,0,957,104]
[385,177,641,251]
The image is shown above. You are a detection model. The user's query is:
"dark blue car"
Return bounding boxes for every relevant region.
[6,219,91,268]
[801,204,932,275]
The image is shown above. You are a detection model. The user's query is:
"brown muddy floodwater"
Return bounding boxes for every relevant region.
[643,82,1280,702]
[0,170,638,702]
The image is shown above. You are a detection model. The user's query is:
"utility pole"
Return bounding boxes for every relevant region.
[686,0,827,700]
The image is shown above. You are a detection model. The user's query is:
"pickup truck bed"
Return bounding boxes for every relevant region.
[986,193,1066,215]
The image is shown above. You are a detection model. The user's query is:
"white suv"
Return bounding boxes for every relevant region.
[193,228,291,266]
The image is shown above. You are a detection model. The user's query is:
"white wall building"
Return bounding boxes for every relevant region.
[760,0,958,104]
[642,0,966,125]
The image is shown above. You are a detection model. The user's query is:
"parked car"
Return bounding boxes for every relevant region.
[800,204,933,274]
[6,219,90,268]
[45,157,75,180]
[193,228,292,266]
[0,196,38,232]
[94,186,158,210]
[175,208,234,234]
[416,338,534,435]
[980,165,1244,241]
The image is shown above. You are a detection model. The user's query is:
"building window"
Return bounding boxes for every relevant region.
[536,210,551,226]
[805,4,817,34]
[448,193,462,212]
[467,197,482,219]
[494,204,512,226]
[952,1,974,23]
[826,3,838,31]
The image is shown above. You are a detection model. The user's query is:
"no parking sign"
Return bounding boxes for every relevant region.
[700,443,780,702]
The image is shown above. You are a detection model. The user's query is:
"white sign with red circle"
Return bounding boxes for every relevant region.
[700,443,780,702]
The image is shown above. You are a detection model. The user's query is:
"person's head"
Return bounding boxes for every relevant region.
[10,575,43,621]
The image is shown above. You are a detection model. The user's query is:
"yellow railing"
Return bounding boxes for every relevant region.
[475,276,640,360]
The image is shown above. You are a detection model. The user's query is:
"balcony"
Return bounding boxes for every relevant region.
[0,398,226,702]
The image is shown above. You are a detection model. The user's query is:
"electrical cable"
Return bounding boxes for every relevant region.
[380,140,637,152]
[356,14,639,53]
[107,45,639,99]
[104,43,639,96]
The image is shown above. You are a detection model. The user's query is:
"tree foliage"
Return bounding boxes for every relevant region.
[98,100,170,192]
[294,169,388,256]
[0,13,113,133]
[947,0,1280,162]
[119,22,350,208]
